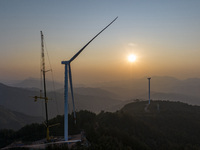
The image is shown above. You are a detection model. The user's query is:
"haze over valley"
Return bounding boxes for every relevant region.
[1,75,200,130]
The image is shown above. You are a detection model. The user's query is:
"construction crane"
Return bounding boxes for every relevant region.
[33,31,50,141]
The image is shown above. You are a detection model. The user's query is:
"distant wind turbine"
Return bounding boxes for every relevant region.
[147,77,151,104]
[61,17,118,141]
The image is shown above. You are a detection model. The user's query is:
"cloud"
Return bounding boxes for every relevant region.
[128,43,137,47]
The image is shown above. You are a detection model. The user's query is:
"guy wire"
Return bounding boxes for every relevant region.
[43,38,60,115]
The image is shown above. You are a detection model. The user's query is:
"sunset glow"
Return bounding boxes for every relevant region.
[0,1,200,84]
[128,54,136,62]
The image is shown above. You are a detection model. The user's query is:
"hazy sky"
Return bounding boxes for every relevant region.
[1,0,200,84]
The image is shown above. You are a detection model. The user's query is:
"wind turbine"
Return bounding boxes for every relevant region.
[61,17,118,141]
[147,77,151,104]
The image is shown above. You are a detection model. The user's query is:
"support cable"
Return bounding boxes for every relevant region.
[43,39,60,116]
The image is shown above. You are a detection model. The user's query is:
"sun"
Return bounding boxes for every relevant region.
[128,54,136,62]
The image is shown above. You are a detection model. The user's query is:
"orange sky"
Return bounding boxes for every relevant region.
[1,1,200,84]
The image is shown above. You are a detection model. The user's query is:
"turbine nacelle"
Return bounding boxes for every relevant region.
[61,61,70,65]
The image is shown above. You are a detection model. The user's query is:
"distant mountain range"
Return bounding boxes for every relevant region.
[0,105,43,130]
[95,76,200,104]
[1,75,200,130]
[10,77,64,91]
[0,82,122,120]
[8,76,200,99]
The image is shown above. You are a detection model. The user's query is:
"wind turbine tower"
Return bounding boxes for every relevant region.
[62,17,118,141]
[147,77,151,104]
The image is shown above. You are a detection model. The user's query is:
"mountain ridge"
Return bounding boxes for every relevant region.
[2,100,200,149]
[1,75,200,120]
[0,82,122,118]
[0,105,43,130]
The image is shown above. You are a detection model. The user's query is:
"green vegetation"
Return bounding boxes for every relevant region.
[2,100,200,149]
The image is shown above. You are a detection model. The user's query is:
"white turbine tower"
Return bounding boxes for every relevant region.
[61,17,118,141]
[147,77,151,104]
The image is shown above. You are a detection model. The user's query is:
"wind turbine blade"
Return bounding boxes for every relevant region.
[68,63,76,124]
[69,16,118,62]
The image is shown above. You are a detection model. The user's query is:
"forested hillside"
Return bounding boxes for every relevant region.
[1,100,200,149]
